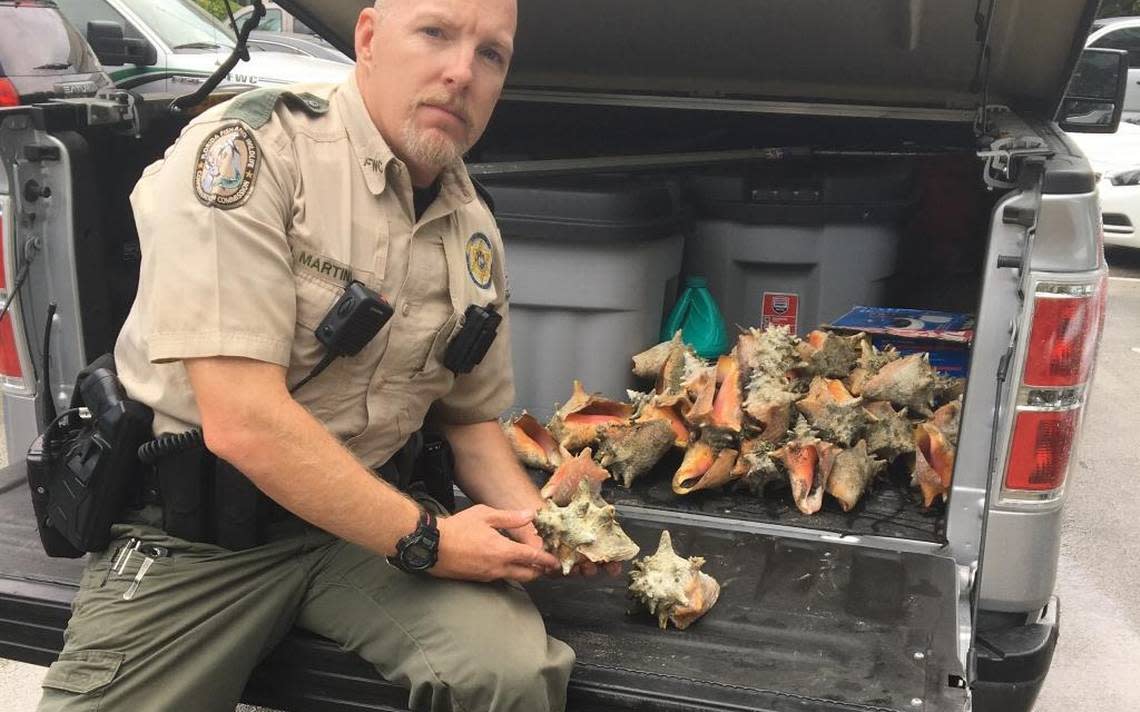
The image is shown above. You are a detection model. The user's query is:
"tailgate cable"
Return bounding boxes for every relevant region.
[0,234,41,325]
[968,162,1045,682]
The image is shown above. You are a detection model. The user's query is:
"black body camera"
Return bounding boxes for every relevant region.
[443,304,502,374]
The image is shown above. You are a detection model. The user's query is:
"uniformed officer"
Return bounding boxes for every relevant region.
[38,1,589,710]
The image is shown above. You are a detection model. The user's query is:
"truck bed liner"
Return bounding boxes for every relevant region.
[0,462,967,711]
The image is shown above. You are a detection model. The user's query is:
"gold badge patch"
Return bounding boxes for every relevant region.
[193,124,259,209]
[465,233,493,289]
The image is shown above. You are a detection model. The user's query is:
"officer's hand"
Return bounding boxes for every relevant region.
[562,560,624,578]
[504,520,545,552]
[432,505,560,583]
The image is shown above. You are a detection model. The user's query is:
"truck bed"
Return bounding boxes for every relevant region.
[0,461,968,712]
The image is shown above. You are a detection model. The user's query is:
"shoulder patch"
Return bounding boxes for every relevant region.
[222,88,329,129]
[193,124,260,210]
[465,233,494,290]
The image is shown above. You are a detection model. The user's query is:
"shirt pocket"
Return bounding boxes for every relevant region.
[410,311,461,381]
[288,273,342,393]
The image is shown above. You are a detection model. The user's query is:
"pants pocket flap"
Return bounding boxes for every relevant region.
[42,649,124,694]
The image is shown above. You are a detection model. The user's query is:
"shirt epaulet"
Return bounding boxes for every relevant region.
[221,88,330,129]
[470,177,496,216]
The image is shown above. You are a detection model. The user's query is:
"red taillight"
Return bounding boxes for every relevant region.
[1005,408,1080,491]
[0,204,22,378]
[1023,290,1098,387]
[0,78,19,108]
[1003,280,1105,499]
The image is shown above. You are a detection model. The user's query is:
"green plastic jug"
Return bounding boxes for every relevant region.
[660,276,729,359]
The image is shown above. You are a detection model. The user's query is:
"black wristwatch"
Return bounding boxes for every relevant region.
[387,509,439,573]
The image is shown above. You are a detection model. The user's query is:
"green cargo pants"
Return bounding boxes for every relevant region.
[37,509,575,712]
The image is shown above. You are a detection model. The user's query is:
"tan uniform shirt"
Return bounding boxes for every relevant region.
[114,78,514,468]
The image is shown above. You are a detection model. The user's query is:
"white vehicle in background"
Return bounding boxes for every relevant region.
[55,0,349,95]
[1067,122,1140,249]
[1086,17,1140,123]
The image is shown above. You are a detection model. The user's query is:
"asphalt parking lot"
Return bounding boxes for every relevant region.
[2,249,1139,711]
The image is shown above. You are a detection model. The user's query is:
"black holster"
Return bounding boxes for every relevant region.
[376,429,456,513]
[151,447,287,551]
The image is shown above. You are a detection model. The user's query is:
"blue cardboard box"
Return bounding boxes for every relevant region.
[826,306,974,377]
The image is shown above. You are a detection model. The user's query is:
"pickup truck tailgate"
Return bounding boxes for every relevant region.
[0,462,968,712]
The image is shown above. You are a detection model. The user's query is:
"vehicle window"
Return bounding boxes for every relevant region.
[116,0,236,51]
[1091,26,1140,68]
[258,8,283,32]
[248,40,303,56]
[0,5,101,76]
[294,18,316,36]
[55,0,145,43]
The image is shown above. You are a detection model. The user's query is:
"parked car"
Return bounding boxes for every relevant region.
[0,0,111,107]
[1085,15,1140,122]
[1067,121,1140,249]
[0,1,1121,711]
[55,0,348,95]
[248,30,352,64]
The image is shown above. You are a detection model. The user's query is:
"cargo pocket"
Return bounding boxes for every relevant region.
[42,649,124,696]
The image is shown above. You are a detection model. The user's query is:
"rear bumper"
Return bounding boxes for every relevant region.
[972,597,1060,712]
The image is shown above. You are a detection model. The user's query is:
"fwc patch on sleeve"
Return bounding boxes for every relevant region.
[465,233,493,289]
[193,124,260,209]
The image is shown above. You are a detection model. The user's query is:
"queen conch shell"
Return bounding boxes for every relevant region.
[686,353,743,435]
[825,440,887,512]
[860,353,937,418]
[672,439,741,495]
[596,420,676,488]
[632,396,691,448]
[547,380,635,453]
[735,325,802,380]
[795,377,867,446]
[862,400,916,461]
[539,448,610,505]
[772,418,839,515]
[534,481,640,575]
[929,397,962,448]
[632,330,687,379]
[846,341,900,396]
[502,412,571,472]
[796,330,867,378]
[628,530,721,630]
[734,436,782,494]
[913,421,955,507]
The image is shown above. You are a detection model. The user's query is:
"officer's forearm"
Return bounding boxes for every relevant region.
[185,356,421,556]
[443,420,545,511]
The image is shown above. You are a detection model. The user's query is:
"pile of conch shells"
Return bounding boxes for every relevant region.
[505,325,965,517]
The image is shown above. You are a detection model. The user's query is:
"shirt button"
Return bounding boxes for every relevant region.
[401,303,411,316]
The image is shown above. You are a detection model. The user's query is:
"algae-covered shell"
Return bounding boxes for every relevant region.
[861,353,937,417]
[825,440,886,512]
[597,420,676,489]
[628,530,720,630]
[535,481,640,575]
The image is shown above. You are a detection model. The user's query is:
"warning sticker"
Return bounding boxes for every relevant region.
[761,292,799,332]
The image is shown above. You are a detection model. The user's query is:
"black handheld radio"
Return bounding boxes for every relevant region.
[27,355,153,557]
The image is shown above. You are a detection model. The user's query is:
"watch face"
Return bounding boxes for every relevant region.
[403,541,436,570]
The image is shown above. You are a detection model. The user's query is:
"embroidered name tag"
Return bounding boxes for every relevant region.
[294,249,352,285]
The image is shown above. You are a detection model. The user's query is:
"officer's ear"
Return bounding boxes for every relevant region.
[355,7,379,65]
